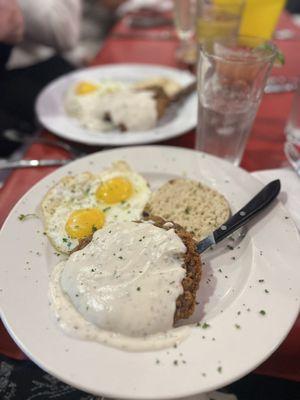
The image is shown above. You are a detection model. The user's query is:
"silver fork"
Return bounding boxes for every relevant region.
[284,142,300,177]
[0,130,85,188]
[3,129,85,159]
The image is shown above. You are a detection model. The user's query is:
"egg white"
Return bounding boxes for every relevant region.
[64,80,126,131]
[41,162,151,254]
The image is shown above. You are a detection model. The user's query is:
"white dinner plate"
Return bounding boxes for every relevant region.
[35,64,197,146]
[0,146,299,399]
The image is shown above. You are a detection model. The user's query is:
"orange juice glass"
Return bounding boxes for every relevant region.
[239,0,286,39]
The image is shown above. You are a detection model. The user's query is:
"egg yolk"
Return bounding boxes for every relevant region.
[65,208,105,239]
[75,82,98,95]
[96,177,133,205]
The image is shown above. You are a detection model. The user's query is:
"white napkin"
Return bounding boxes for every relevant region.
[117,0,173,15]
[251,167,300,230]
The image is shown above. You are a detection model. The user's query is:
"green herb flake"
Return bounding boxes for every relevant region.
[18,213,37,221]
[217,366,222,374]
[202,322,210,329]
[235,324,241,330]
[259,310,266,316]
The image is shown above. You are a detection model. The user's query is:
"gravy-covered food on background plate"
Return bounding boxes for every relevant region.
[64,77,182,133]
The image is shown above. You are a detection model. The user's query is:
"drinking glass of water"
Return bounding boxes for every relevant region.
[285,80,300,145]
[173,0,197,63]
[196,36,277,165]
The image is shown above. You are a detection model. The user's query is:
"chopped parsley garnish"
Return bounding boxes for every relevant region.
[259,310,266,316]
[217,366,222,373]
[136,287,141,291]
[265,289,269,294]
[202,322,210,329]
[258,279,265,283]
[235,324,241,329]
[18,213,37,221]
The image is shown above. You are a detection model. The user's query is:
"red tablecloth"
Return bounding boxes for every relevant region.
[0,11,299,382]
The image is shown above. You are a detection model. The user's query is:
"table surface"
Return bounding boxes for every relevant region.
[0,11,299,383]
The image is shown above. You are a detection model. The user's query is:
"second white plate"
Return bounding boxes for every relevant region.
[35,64,197,146]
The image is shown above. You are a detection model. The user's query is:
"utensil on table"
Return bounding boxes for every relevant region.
[264,76,299,94]
[0,158,69,170]
[274,29,300,41]
[284,142,300,177]
[197,179,281,253]
[3,129,85,159]
[111,31,175,40]
[126,14,173,28]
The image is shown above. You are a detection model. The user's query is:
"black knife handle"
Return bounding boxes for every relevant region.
[213,179,281,244]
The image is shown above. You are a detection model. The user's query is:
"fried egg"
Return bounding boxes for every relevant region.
[41,161,151,254]
[64,80,125,131]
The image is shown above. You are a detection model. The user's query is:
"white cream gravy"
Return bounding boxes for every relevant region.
[49,221,191,351]
[66,89,158,133]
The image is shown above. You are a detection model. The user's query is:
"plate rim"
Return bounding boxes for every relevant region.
[1,145,299,399]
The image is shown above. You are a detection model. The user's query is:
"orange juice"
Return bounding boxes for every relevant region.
[239,0,285,39]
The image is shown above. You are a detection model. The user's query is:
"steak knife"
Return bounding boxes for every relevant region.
[197,180,281,253]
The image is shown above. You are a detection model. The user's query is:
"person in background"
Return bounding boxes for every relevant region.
[286,0,300,13]
[0,0,126,157]
[0,0,82,156]
[0,0,24,69]
[8,0,82,69]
